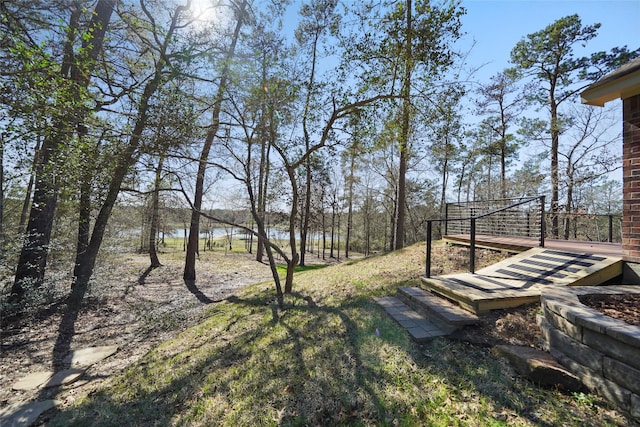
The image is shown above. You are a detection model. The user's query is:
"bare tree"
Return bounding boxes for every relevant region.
[184,0,248,281]
[560,102,620,239]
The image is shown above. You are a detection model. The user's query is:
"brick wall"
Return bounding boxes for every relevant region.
[622,94,640,264]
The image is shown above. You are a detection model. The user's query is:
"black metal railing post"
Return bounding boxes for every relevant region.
[426,220,432,278]
[539,195,546,247]
[444,204,449,235]
[608,215,613,243]
[470,217,476,274]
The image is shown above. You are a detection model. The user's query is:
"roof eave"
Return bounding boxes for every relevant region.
[581,72,640,107]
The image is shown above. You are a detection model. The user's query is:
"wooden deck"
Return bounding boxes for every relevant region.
[422,235,623,313]
[443,234,622,258]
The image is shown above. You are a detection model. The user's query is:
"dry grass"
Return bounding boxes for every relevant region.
[45,242,632,426]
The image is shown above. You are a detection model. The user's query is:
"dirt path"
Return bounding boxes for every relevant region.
[0,251,274,413]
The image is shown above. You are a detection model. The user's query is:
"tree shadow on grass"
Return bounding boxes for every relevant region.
[46,288,624,426]
[37,288,87,402]
[137,265,157,285]
[197,292,389,424]
[183,279,215,304]
[47,303,267,426]
[47,291,390,425]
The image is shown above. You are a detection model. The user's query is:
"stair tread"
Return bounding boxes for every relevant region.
[374,297,448,343]
[398,287,479,325]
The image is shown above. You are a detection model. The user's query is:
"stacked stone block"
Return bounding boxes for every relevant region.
[538,286,640,421]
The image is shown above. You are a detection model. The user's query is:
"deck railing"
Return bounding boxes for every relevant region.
[444,197,546,239]
[425,196,622,278]
[546,212,622,243]
[425,196,545,278]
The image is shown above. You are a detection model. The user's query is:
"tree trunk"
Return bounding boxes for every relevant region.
[394,0,412,251]
[284,158,300,294]
[299,161,312,266]
[18,163,35,232]
[252,211,284,306]
[12,131,66,302]
[284,258,296,294]
[563,160,575,241]
[298,21,323,267]
[71,1,186,302]
[499,100,508,199]
[440,155,449,217]
[75,130,97,270]
[396,147,407,250]
[258,139,271,261]
[11,0,115,304]
[322,208,326,260]
[256,76,268,263]
[149,154,165,268]
[364,192,371,256]
[336,210,340,261]
[345,153,355,258]
[184,0,246,280]
[330,197,336,258]
[550,89,560,238]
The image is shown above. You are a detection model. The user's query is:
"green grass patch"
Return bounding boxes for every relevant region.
[275,263,330,276]
[51,243,628,426]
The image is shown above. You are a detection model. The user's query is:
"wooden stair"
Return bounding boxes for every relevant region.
[374,287,479,343]
[376,247,623,341]
[421,247,623,314]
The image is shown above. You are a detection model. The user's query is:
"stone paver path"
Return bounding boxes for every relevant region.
[11,368,86,391]
[63,345,118,368]
[2,345,118,427]
[11,372,57,391]
[0,400,58,427]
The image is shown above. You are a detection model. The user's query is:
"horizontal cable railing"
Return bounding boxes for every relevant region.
[445,197,544,240]
[425,196,622,278]
[547,212,622,243]
[425,196,545,278]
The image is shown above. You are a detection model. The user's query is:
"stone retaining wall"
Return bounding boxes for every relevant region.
[538,285,640,421]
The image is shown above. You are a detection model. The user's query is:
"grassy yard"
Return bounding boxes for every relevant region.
[49,243,630,426]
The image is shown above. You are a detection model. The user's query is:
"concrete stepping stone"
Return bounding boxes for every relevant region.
[43,368,85,388]
[63,345,118,368]
[12,368,85,391]
[12,371,55,391]
[492,344,583,391]
[0,400,58,427]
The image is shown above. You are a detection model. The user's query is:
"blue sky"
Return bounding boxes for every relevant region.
[281,0,639,81]
[459,0,640,81]
[458,0,638,180]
